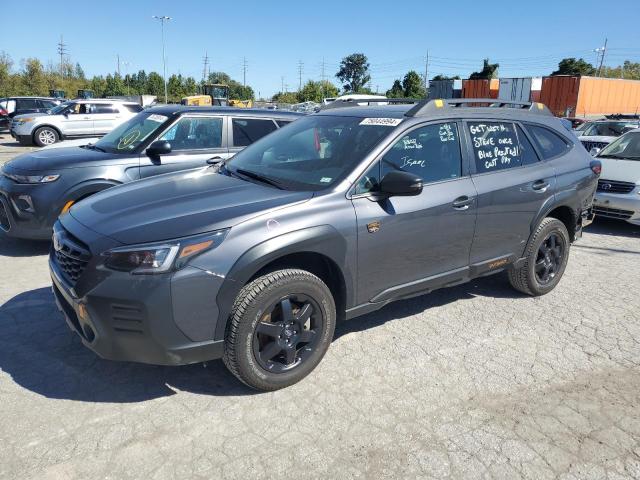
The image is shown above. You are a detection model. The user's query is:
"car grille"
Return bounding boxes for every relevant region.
[0,201,10,232]
[593,206,634,220]
[597,179,637,194]
[581,140,610,152]
[52,226,92,285]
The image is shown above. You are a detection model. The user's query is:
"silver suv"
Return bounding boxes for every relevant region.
[10,99,143,147]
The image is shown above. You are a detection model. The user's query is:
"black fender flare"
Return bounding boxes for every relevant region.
[57,179,123,212]
[213,225,352,340]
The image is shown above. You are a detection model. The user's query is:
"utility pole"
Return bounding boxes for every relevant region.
[320,57,326,99]
[596,39,607,77]
[152,15,171,103]
[424,50,429,93]
[202,52,209,82]
[281,76,285,95]
[117,54,121,76]
[122,61,131,94]
[242,57,248,87]
[298,60,304,91]
[57,35,67,77]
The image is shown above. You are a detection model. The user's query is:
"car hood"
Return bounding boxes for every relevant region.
[68,168,312,245]
[2,146,131,172]
[42,138,101,150]
[599,158,640,184]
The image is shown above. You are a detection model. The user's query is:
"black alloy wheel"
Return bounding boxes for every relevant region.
[534,232,565,285]
[252,294,323,373]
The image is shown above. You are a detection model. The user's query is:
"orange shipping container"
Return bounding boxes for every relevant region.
[462,79,500,99]
[540,76,640,116]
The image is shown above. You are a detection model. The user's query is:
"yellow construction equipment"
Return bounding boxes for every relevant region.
[180,95,212,106]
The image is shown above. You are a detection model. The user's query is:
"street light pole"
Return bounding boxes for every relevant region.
[152,15,171,103]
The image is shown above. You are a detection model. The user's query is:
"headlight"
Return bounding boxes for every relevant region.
[5,173,60,184]
[102,229,228,274]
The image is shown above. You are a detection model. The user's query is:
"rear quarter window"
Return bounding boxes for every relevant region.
[526,125,571,159]
[232,118,278,147]
[276,120,292,127]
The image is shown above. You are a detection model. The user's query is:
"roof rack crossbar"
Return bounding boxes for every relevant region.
[321,97,419,110]
[405,98,553,117]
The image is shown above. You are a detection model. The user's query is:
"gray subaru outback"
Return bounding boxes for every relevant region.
[48,99,599,391]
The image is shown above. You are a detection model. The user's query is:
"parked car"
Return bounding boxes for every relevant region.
[47,99,599,391]
[0,106,302,239]
[9,99,143,147]
[0,96,63,131]
[592,128,640,225]
[577,120,640,154]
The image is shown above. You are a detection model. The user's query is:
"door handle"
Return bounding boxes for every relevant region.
[532,179,550,192]
[452,195,474,210]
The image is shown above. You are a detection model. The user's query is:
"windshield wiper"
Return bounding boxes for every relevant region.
[234,168,285,189]
[81,143,107,153]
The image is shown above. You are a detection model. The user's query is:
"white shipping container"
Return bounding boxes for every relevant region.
[498,78,541,103]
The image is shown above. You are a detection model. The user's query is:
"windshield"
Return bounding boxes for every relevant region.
[49,102,72,114]
[226,115,393,191]
[95,112,170,153]
[582,122,637,137]
[599,132,640,160]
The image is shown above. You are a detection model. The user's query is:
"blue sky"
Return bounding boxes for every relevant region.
[2,0,640,98]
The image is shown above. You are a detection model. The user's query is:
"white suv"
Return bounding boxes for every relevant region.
[10,99,143,146]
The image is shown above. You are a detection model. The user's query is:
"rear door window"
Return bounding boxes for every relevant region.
[468,121,522,173]
[526,125,571,159]
[232,118,278,147]
[16,99,39,110]
[38,100,58,110]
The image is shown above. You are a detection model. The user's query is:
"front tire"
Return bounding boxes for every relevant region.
[508,217,570,296]
[223,269,336,391]
[33,127,59,147]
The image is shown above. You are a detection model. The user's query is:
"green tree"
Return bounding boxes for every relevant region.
[336,53,371,93]
[600,61,640,80]
[89,76,107,97]
[402,70,426,98]
[551,58,595,76]
[0,52,15,97]
[432,74,460,81]
[298,80,339,102]
[146,72,165,97]
[167,74,186,102]
[470,58,499,79]
[272,91,299,103]
[386,79,404,98]
[103,73,126,96]
[21,58,47,95]
[74,63,85,80]
[183,76,198,96]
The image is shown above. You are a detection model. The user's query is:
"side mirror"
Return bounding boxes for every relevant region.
[206,156,224,165]
[379,171,423,197]
[590,147,601,156]
[147,140,171,158]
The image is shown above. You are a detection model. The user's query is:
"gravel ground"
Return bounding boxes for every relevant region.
[0,137,639,479]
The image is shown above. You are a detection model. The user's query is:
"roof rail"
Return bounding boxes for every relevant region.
[321,97,419,110]
[405,98,553,117]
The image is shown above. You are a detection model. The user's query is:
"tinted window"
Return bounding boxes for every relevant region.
[16,99,39,110]
[355,162,381,194]
[232,118,277,147]
[582,122,633,137]
[468,121,521,172]
[276,120,292,127]
[38,100,58,109]
[516,125,540,165]
[527,125,570,159]
[381,122,462,183]
[96,112,170,153]
[160,116,223,150]
[598,132,640,160]
[123,104,143,113]
[91,104,118,114]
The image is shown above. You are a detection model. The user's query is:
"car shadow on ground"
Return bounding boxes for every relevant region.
[0,234,50,257]
[585,217,640,239]
[0,274,520,403]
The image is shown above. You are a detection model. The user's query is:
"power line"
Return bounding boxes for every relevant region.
[202,52,209,81]
[242,56,248,87]
[57,35,67,77]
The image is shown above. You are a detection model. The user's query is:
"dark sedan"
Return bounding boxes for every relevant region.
[0,106,302,239]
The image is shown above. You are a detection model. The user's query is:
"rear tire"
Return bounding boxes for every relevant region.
[508,217,570,296]
[223,269,336,391]
[33,127,59,147]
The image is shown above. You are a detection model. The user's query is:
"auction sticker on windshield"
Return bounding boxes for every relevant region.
[359,118,403,126]
[148,114,168,123]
